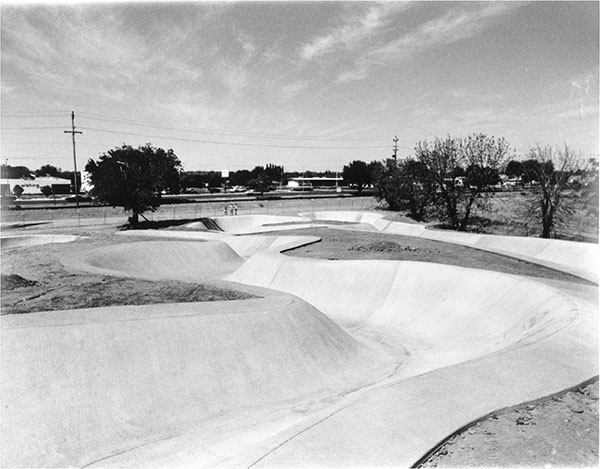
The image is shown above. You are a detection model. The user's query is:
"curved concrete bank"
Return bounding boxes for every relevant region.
[301,211,599,283]
[1,294,393,468]
[186,214,316,234]
[1,213,597,467]
[64,239,245,282]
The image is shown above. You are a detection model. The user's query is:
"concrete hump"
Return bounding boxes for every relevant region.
[68,240,245,282]
[1,296,390,468]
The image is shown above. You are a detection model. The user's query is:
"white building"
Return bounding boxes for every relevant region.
[287,177,343,190]
[1,176,72,196]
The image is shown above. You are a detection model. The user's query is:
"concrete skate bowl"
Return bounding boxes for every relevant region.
[1,215,597,468]
[1,233,78,249]
[228,251,582,373]
[66,239,246,282]
[301,210,599,283]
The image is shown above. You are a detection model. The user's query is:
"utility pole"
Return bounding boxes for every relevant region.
[64,111,83,207]
[392,135,399,161]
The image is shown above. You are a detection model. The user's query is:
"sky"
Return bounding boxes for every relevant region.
[1,1,598,173]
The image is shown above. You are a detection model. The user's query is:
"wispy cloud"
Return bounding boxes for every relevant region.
[300,2,411,61]
[336,2,524,83]
[280,80,309,101]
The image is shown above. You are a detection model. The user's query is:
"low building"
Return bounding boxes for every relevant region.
[1,176,72,196]
[287,177,343,190]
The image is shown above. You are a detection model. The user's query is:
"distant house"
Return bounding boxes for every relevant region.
[1,176,72,196]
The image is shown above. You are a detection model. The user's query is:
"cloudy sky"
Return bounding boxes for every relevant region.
[1,1,598,173]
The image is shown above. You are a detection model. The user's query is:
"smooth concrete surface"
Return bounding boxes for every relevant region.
[1,211,597,468]
[0,233,79,249]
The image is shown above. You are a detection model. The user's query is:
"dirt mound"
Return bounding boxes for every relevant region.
[1,274,37,290]
[351,241,418,252]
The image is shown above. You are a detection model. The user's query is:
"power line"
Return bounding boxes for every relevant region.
[0,110,66,116]
[78,126,392,150]
[3,126,67,130]
[1,141,69,146]
[78,112,391,142]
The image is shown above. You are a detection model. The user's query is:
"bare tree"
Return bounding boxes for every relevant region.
[415,134,508,230]
[525,144,579,238]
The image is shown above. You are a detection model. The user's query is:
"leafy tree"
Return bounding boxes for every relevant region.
[229,169,252,186]
[521,159,543,185]
[35,165,60,177]
[1,165,32,179]
[581,158,599,220]
[40,185,53,197]
[343,160,371,193]
[12,184,24,198]
[525,145,579,238]
[373,158,435,220]
[264,163,284,184]
[416,134,509,230]
[246,174,273,194]
[85,143,182,226]
[504,160,523,178]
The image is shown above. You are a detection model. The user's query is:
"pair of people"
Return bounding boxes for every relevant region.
[223,203,238,216]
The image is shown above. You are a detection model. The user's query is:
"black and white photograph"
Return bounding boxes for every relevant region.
[1,1,598,467]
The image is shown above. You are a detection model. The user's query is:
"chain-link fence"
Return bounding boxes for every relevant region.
[1,196,378,230]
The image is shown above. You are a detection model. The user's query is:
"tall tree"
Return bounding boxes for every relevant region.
[1,165,32,179]
[525,144,579,238]
[416,134,509,230]
[342,160,371,193]
[85,143,182,226]
[373,158,435,220]
[504,160,523,178]
[35,165,60,177]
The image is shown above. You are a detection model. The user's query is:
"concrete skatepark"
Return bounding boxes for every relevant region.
[1,211,598,467]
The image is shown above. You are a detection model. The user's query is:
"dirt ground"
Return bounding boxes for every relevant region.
[282,225,594,285]
[1,221,597,467]
[0,224,254,315]
[421,379,598,468]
